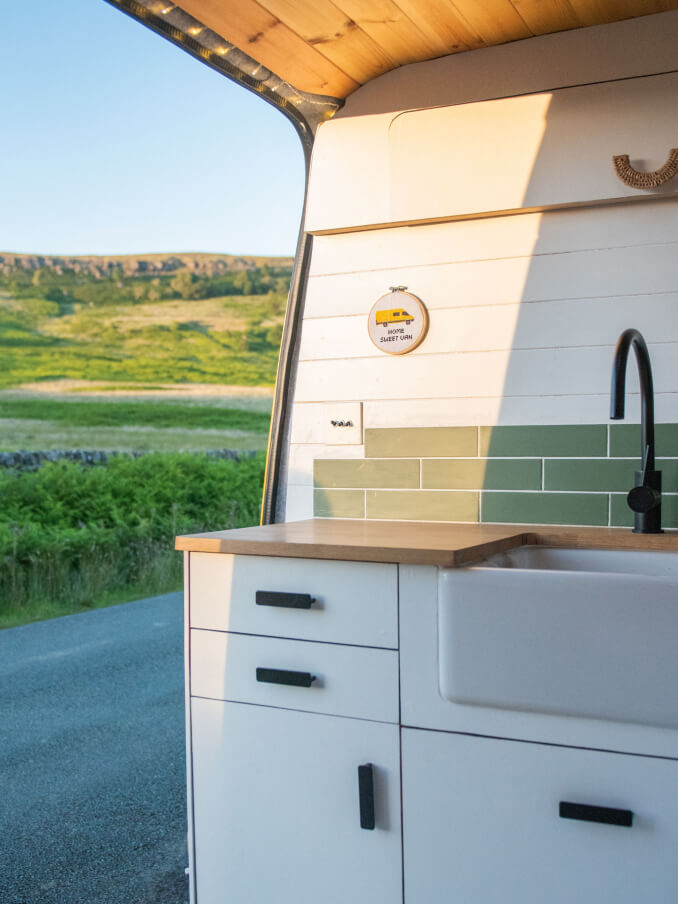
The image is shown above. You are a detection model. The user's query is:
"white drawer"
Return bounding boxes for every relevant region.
[189,553,398,648]
[190,629,399,723]
[403,729,678,904]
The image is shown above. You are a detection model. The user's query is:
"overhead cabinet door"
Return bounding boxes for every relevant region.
[191,698,402,904]
[305,71,678,232]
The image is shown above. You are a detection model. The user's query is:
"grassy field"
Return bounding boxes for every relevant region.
[0,262,289,387]
[0,261,283,626]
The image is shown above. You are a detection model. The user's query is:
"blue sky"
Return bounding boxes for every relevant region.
[0,0,305,257]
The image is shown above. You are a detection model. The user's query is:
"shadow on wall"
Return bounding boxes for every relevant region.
[483,73,678,528]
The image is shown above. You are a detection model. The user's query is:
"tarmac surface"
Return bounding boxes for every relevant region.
[0,592,188,904]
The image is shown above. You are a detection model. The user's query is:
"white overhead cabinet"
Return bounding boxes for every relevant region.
[305,71,678,234]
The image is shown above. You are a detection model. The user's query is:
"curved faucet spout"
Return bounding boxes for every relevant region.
[610,328,655,470]
[610,328,662,533]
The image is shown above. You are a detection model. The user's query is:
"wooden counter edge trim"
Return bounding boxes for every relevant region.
[526,525,678,551]
[174,530,531,566]
[176,522,678,563]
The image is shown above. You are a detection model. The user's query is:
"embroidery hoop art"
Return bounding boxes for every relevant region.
[367,289,429,356]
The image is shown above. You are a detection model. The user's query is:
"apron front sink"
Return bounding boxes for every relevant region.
[438,547,678,729]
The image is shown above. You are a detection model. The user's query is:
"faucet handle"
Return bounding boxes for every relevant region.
[628,483,661,514]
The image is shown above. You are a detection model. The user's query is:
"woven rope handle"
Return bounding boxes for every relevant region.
[613,148,678,189]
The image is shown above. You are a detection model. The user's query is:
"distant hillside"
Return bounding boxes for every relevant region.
[0,254,292,388]
[0,251,294,279]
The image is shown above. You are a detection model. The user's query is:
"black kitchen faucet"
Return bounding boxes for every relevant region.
[610,328,663,533]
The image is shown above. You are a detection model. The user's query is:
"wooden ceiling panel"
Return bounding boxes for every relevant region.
[179,0,360,95]
[330,0,449,65]
[508,0,583,34]
[257,0,397,83]
[449,0,533,43]
[391,0,484,54]
[567,0,678,28]
[166,1,678,99]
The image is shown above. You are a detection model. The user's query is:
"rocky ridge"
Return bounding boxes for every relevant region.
[0,252,294,279]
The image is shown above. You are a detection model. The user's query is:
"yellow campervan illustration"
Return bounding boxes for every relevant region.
[375,308,414,327]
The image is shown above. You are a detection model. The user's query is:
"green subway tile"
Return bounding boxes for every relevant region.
[314,489,365,519]
[610,494,678,529]
[364,427,477,458]
[314,458,419,489]
[481,492,608,526]
[546,458,678,492]
[610,423,678,457]
[479,425,607,458]
[423,458,541,490]
[545,459,639,492]
[366,490,478,522]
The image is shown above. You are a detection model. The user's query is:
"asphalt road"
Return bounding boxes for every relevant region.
[0,593,188,904]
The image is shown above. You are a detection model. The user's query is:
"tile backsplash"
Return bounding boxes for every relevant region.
[313,424,678,528]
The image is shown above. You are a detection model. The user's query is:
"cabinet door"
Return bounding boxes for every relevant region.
[402,728,678,904]
[191,698,402,904]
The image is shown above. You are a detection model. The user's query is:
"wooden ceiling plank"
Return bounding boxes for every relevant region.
[179,0,359,95]
[332,0,450,66]
[448,0,533,42]
[509,0,584,34]
[390,0,485,53]
[567,0,678,28]
[256,0,398,83]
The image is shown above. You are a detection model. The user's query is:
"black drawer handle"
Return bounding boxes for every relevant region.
[358,763,375,830]
[256,590,315,609]
[256,667,316,688]
[559,801,633,827]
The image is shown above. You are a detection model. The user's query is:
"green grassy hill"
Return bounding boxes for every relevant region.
[0,254,292,388]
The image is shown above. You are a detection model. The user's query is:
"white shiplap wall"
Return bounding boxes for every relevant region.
[286,200,678,520]
[283,18,678,522]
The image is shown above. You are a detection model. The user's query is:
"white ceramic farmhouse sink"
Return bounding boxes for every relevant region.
[438,546,678,729]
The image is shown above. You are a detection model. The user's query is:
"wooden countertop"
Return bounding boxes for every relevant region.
[175,519,678,567]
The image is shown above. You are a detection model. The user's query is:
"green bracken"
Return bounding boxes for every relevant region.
[0,453,265,628]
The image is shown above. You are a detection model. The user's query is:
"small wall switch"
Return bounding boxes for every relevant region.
[323,402,363,445]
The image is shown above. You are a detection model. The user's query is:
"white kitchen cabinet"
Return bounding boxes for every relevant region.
[186,548,678,904]
[402,728,678,903]
[191,698,402,904]
[186,551,402,904]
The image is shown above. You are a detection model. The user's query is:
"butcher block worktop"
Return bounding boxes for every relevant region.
[175,519,678,567]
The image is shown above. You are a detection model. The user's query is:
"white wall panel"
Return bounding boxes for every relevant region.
[300,295,678,361]
[308,200,678,277]
[304,243,678,320]
[285,485,314,522]
[294,343,678,403]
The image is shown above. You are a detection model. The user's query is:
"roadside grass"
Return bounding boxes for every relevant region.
[0,452,265,630]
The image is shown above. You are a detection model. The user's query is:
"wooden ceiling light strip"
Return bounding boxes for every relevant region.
[257,0,398,83]
[179,0,359,95]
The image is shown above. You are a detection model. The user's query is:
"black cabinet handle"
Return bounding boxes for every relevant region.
[256,667,316,688]
[255,590,315,609]
[560,801,633,827]
[358,763,375,830]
